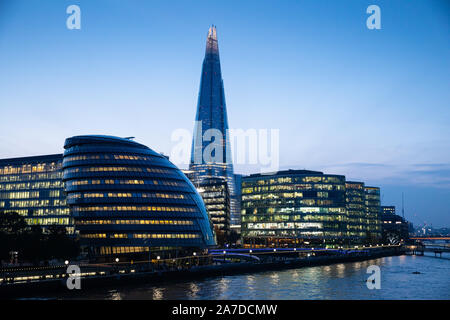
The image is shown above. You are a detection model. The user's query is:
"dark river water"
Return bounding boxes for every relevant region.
[37,253,450,300]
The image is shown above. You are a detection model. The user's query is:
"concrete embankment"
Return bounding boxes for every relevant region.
[0,248,401,298]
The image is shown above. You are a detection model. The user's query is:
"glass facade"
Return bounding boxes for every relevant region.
[364,186,382,241]
[189,26,239,226]
[62,135,216,258]
[241,170,348,247]
[0,154,71,232]
[196,177,230,246]
[345,181,368,242]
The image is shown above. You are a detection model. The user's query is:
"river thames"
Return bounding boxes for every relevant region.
[37,253,449,300]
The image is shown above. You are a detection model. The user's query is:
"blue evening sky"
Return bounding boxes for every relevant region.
[0,0,449,227]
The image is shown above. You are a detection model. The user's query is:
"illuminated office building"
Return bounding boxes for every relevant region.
[364,186,382,241]
[189,26,239,226]
[196,177,230,246]
[0,154,71,232]
[62,135,216,259]
[241,170,347,247]
[345,181,368,242]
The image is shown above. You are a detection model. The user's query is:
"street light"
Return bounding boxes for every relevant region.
[193,252,197,256]
[115,258,119,263]
[64,260,69,265]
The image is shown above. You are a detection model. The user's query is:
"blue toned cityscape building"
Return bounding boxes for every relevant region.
[240,170,349,247]
[364,186,382,241]
[188,26,240,229]
[62,135,216,259]
[0,154,71,232]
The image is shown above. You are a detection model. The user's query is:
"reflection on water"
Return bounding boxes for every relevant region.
[188,283,199,299]
[46,254,450,300]
[152,288,164,300]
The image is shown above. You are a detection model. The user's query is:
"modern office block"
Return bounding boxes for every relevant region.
[241,170,348,247]
[345,181,368,243]
[0,154,71,232]
[196,177,231,246]
[364,186,382,241]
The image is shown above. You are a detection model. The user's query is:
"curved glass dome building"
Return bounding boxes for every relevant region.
[62,135,216,259]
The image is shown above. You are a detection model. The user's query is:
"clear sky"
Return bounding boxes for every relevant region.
[0,0,449,227]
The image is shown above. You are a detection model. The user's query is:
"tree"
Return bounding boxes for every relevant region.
[0,211,80,264]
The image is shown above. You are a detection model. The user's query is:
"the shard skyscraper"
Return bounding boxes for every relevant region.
[189,26,240,228]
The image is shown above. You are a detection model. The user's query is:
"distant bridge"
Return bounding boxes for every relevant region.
[410,236,450,241]
[404,243,450,258]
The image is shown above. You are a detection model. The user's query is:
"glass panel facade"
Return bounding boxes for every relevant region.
[62,135,216,258]
[188,26,239,226]
[196,177,231,246]
[0,154,72,232]
[241,170,348,246]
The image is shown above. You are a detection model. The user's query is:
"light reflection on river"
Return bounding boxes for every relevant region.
[41,254,450,300]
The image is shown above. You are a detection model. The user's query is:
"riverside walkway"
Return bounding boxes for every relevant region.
[0,245,403,297]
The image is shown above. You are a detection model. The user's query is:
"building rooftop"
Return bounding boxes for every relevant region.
[0,153,63,165]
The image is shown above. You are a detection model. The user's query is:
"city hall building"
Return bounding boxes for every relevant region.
[62,135,216,259]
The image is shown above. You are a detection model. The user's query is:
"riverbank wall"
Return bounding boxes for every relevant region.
[0,247,402,298]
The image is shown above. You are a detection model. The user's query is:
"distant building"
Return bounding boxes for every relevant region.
[380,206,409,243]
[62,135,216,260]
[241,170,348,247]
[364,187,382,242]
[231,173,243,229]
[381,206,396,215]
[196,177,230,246]
[0,154,72,233]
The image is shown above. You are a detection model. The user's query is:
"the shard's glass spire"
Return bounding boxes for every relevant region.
[189,26,239,226]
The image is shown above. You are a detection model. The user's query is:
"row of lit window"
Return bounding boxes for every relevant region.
[81,233,200,239]
[244,230,326,237]
[64,154,157,162]
[242,199,338,207]
[67,192,186,200]
[75,219,194,225]
[25,217,71,225]
[0,181,63,191]
[244,176,344,187]
[99,246,149,255]
[2,199,66,208]
[0,190,61,200]
[0,172,62,183]
[74,205,197,213]
[67,179,184,187]
[242,213,347,223]
[64,166,172,174]
[242,206,346,215]
[0,191,39,199]
[5,208,70,216]
[0,163,60,175]
[242,183,344,194]
[246,222,323,230]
